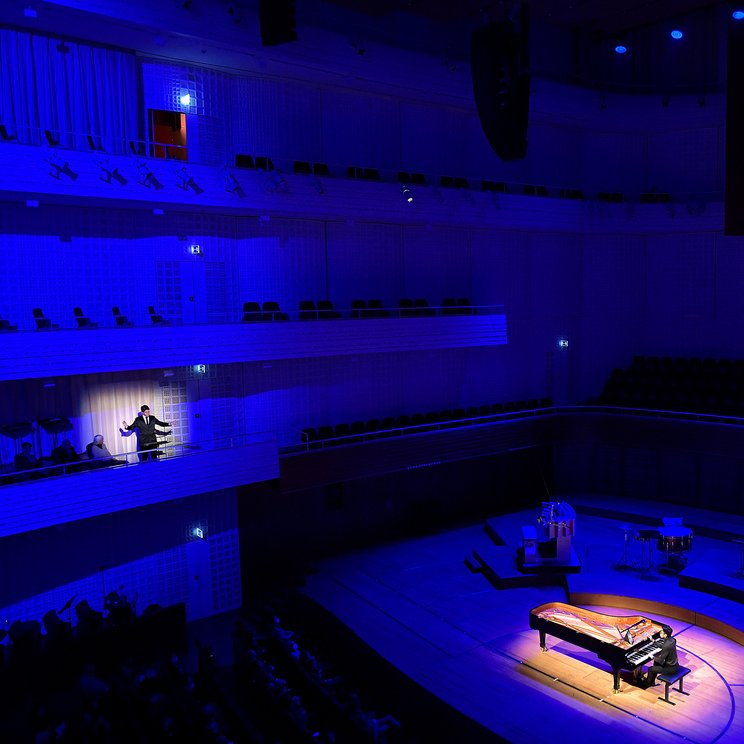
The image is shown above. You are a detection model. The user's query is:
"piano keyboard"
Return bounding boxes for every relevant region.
[626,638,665,666]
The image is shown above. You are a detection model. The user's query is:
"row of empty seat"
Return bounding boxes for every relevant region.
[2,298,478,330]
[243,297,475,322]
[0,306,169,331]
[300,398,553,445]
[598,355,744,415]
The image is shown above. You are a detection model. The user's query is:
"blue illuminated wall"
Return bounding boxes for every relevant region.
[0,5,742,629]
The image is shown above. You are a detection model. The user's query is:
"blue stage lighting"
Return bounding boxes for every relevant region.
[733,10,744,21]
[179,92,191,106]
[614,44,628,54]
[670,29,683,40]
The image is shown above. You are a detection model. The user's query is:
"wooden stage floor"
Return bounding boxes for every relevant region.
[302,497,744,743]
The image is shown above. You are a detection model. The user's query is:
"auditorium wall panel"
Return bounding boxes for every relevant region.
[636,232,719,357]
[658,451,698,506]
[576,234,648,394]
[527,232,583,319]
[714,234,744,332]
[237,217,327,308]
[325,221,405,307]
[698,455,743,513]
[622,447,659,501]
[517,120,582,188]
[551,443,592,492]
[321,89,400,170]
[401,226,471,303]
[232,76,323,162]
[645,233,715,321]
[238,347,511,446]
[647,126,720,197]
[470,230,531,316]
[580,131,646,194]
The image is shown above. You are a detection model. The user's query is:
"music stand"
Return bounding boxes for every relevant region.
[635,529,659,573]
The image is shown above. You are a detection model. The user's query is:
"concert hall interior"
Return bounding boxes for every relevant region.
[3,1,744,742]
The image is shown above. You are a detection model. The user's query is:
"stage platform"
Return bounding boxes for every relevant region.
[303,495,744,744]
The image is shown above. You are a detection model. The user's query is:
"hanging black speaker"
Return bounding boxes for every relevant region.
[471,4,530,162]
[725,14,744,234]
[259,0,297,47]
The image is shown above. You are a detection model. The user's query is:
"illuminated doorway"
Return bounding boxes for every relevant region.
[148,109,187,160]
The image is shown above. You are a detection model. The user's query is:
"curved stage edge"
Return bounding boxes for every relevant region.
[569,592,744,648]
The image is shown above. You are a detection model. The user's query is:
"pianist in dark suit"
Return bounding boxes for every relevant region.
[641,624,679,687]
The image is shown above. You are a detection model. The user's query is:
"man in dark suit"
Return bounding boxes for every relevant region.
[121,405,171,461]
[640,624,679,687]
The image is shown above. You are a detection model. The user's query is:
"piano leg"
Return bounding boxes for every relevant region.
[613,668,621,693]
[539,630,547,651]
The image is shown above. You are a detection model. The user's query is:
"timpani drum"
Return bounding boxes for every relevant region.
[657,526,693,554]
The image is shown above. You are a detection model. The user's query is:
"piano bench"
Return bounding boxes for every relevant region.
[658,666,691,705]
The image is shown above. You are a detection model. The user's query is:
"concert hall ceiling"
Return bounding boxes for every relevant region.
[328,0,721,34]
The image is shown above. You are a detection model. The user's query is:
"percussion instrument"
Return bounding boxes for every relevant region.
[657,526,693,553]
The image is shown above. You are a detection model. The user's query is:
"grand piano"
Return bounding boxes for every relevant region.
[529,601,666,692]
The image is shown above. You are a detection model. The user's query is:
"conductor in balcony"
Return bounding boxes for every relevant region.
[639,624,679,688]
[122,405,171,461]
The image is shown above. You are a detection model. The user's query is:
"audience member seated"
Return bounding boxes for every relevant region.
[14,441,41,472]
[0,598,245,744]
[88,434,125,465]
[51,438,80,465]
[74,599,105,640]
[42,609,72,648]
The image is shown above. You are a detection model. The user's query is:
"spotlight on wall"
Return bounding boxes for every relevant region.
[224,171,245,198]
[189,243,202,256]
[138,162,163,190]
[176,167,203,194]
[46,154,78,181]
[401,184,414,203]
[179,91,191,106]
[264,171,288,193]
[98,160,128,186]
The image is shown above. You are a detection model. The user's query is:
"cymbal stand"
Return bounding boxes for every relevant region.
[615,524,635,570]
